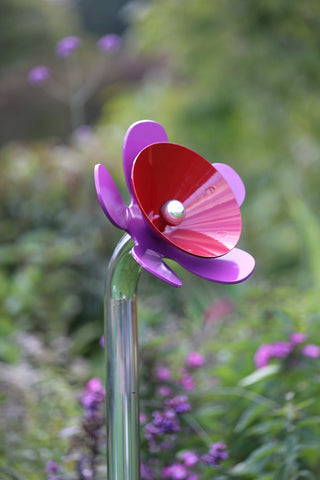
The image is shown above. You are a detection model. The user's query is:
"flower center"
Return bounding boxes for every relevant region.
[160,199,185,226]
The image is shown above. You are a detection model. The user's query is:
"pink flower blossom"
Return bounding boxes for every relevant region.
[162,463,188,479]
[185,352,205,369]
[254,342,292,369]
[302,344,320,358]
[157,366,171,381]
[290,332,307,345]
[140,412,147,424]
[181,451,198,467]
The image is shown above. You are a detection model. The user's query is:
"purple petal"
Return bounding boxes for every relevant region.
[97,34,121,52]
[94,164,128,229]
[213,163,246,206]
[122,120,168,196]
[131,245,182,287]
[175,248,255,284]
[27,66,50,85]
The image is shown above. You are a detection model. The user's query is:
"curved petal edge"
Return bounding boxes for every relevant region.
[213,163,246,207]
[131,245,182,288]
[176,247,255,284]
[94,164,129,229]
[123,120,168,195]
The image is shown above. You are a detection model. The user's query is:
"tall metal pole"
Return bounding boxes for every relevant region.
[105,234,142,480]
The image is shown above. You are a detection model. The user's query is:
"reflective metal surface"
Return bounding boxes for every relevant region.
[105,234,142,480]
[160,199,186,226]
[131,142,242,258]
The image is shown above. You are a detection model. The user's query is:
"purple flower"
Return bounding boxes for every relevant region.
[185,352,205,369]
[181,451,198,467]
[290,332,307,345]
[97,34,121,52]
[28,66,50,86]
[158,386,173,397]
[152,409,180,434]
[254,341,292,369]
[254,343,273,369]
[99,334,105,348]
[94,121,255,289]
[86,377,104,393]
[187,474,199,480]
[165,395,191,414]
[201,442,229,468]
[157,366,171,381]
[140,412,147,424]
[180,369,195,391]
[56,36,82,58]
[74,125,93,142]
[81,377,105,416]
[162,463,188,479]
[46,460,60,474]
[302,344,320,359]
[272,341,292,358]
[141,462,154,479]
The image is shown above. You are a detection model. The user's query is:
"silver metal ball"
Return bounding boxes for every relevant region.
[160,199,185,226]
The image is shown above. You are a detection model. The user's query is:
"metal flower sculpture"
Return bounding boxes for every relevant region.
[94,120,255,287]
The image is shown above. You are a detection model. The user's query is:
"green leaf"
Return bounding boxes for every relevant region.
[234,402,270,433]
[239,364,280,387]
[231,442,283,475]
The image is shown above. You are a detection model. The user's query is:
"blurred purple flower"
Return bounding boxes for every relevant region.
[28,66,50,86]
[254,343,273,369]
[158,385,173,397]
[140,412,147,424]
[74,125,93,142]
[81,377,105,417]
[201,442,229,468]
[302,344,320,358]
[152,409,180,434]
[187,474,199,480]
[100,334,105,348]
[162,463,188,479]
[56,36,82,58]
[180,369,195,391]
[86,377,105,393]
[254,341,292,369]
[272,341,292,358]
[46,460,61,474]
[141,462,154,479]
[97,34,121,52]
[185,352,205,369]
[160,439,175,450]
[290,332,307,345]
[181,451,198,467]
[165,395,191,414]
[157,366,171,381]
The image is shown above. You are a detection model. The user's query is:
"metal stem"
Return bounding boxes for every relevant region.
[105,234,142,480]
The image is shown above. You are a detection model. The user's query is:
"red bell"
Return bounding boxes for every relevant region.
[131,142,242,258]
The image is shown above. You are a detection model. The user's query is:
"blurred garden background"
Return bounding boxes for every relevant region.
[1,0,320,478]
